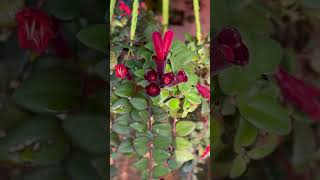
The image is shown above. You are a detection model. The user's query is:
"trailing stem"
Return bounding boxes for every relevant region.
[130,0,139,46]
[162,0,169,32]
[193,0,202,45]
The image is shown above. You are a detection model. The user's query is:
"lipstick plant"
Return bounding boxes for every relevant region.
[110,0,210,179]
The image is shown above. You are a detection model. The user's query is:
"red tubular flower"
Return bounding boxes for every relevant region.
[152,30,174,77]
[115,64,128,79]
[196,83,210,100]
[145,83,161,97]
[161,72,175,86]
[275,67,320,122]
[144,69,158,82]
[119,0,131,16]
[15,8,55,54]
[200,145,210,160]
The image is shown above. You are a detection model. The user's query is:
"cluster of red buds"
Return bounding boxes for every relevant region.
[212,27,249,74]
[144,30,188,97]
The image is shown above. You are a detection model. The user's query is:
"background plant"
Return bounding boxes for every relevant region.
[110,0,210,179]
[213,0,320,179]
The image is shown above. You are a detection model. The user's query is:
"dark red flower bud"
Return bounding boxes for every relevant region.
[115,64,128,79]
[200,145,210,160]
[15,8,55,54]
[275,67,320,122]
[145,83,161,97]
[217,27,242,46]
[196,83,210,100]
[233,43,249,65]
[176,70,188,83]
[161,72,175,86]
[219,44,234,61]
[163,30,174,58]
[144,69,158,82]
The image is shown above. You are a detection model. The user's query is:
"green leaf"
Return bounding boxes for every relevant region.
[185,92,202,104]
[176,121,196,137]
[170,41,194,72]
[0,116,69,166]
[134,137,149,155]
[129,97,147,110]
[77,24,108,53]
[165,98,180,111]
[67,152,101,180]
[247,134,278,160]
[234,118,258,153]
[153,149,170,163]
[114,82,135,98]
[175,150,193,164]
[230,155,247,178]
[153,123,171,136]
[134,69,145,79]
[175,137,193,150]
[112,123,130,135]
[63,114,106,154]
[46,0,79,20]
[154,135,172,149]
[115,113,131,126]
[111,99,132,114]
[133,158,149,171]
[13,70,81,114]
[153,165,171,178]
[118,139,134,153]
[237,93,291,135]
[130,122,147,132]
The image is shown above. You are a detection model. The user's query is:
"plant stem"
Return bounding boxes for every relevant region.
[147,99,153,180]
[162,0,169,32]
[110,0,116,23]
[193,0,202,45]
[130,0,139,46]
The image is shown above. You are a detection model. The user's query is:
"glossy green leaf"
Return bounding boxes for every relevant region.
[152,123,171,137]
[175,137,193,150]
[176,121,196,137]
[134,137,149,155]
[118,139,134,153]
[133,157,149,171]
[13,69,81,114]
[112,123,130,135]
[154,135,172,149]
[129,97,147,110]
[185,92,202,104]
[130,122,147,133]
[165,98,180,111]
[175,150,193,164]
[153,149,170,163]
[0,116,69,166]
[153,164,171,178]
[237,93,291,135]
[170,41,194,72]
[111,99,132,114]
[230,155,247,178]
[63,114,107,154]
[247,134,278,160]
[114,82,135,98]
[234,118,258,153]
[115,113,131,126]
[77,24,108,53]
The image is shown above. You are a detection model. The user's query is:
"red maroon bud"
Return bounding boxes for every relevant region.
[144,69,158,82]
[196,83,210,100]
[176,70,188,83]
[115,64,128,79]
[145,83,161,97]
[161,72,175,86]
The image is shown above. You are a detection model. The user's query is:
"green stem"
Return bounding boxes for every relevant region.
[130,0,139,46]
[193,0,202,45]
[162,0,169,32]
[110,0,116,23]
